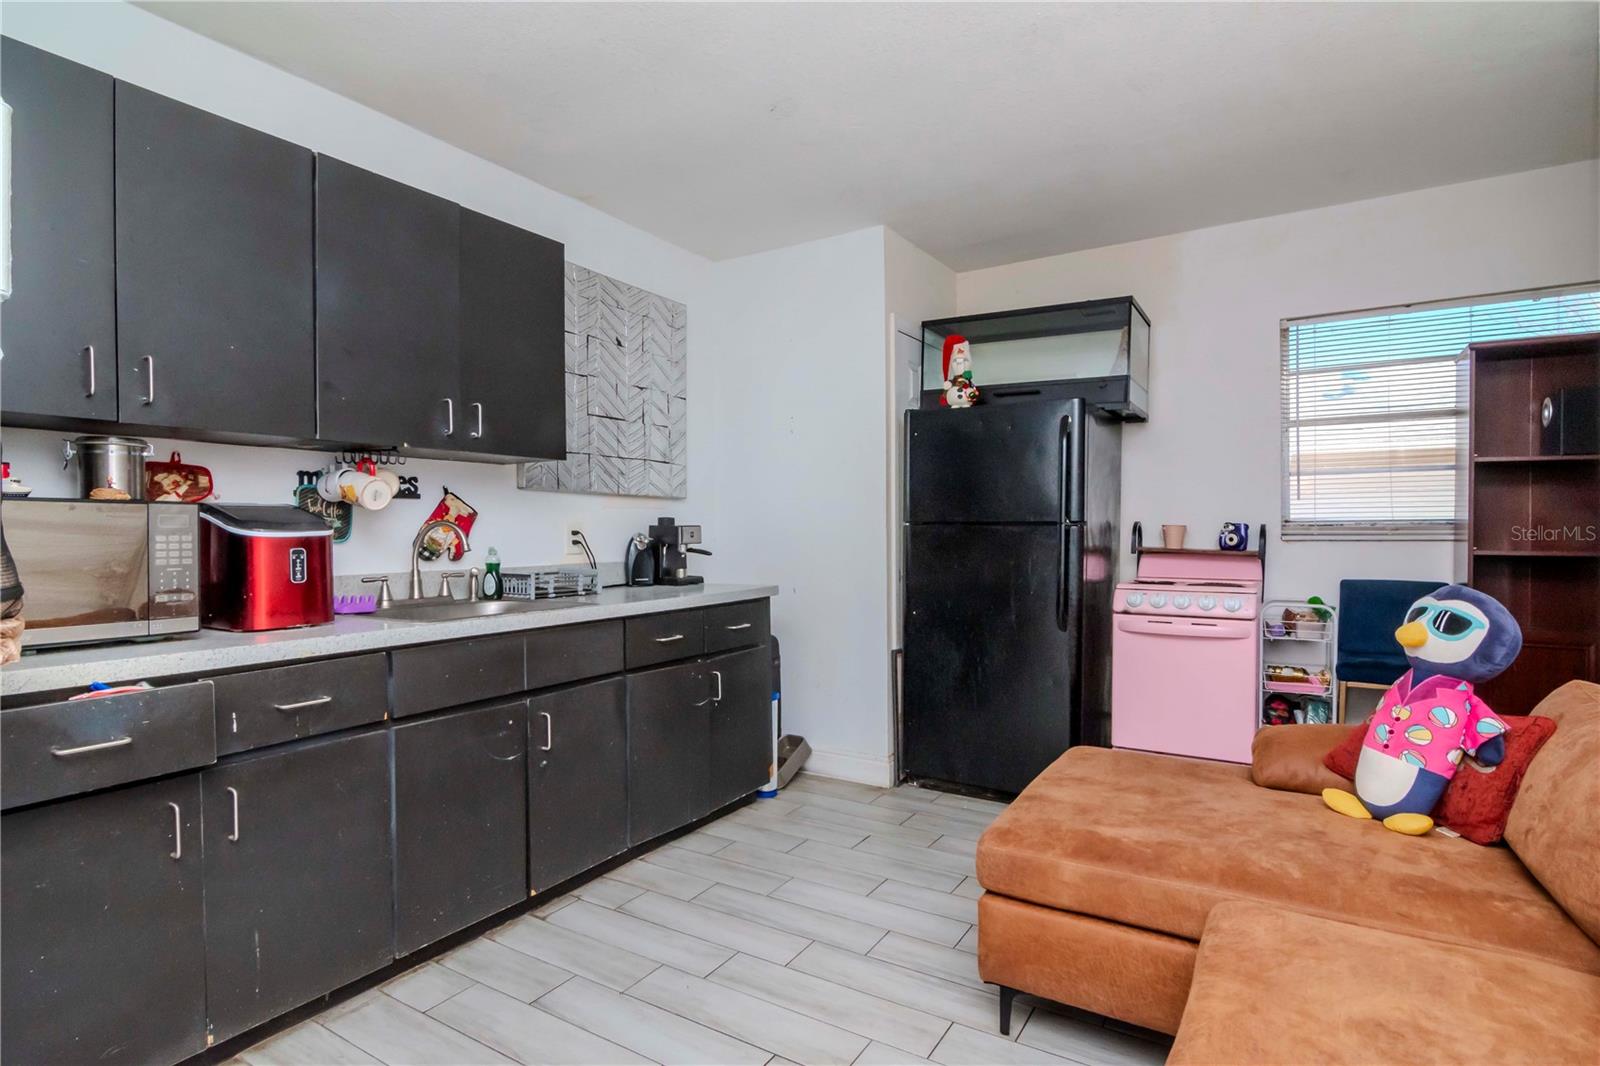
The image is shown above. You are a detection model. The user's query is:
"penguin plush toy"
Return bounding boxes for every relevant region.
[1323,585,1521,836]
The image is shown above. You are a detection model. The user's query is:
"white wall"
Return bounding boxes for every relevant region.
[702,227,898,783]
[0,1,722,575]
[957,161,1600,603]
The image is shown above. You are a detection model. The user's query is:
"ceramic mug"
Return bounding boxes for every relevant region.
[336,468,393,510]
[316,464,345,503]
[1161,524,1187,549]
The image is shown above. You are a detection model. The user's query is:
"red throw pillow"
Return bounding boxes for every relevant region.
[1323,714,1558,844]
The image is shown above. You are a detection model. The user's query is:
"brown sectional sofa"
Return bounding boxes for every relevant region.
[975,679,1600,1061]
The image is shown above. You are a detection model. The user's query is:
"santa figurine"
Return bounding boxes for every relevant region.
[940,335,979,408]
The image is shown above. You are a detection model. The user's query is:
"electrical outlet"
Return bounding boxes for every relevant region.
[564,523,588,561]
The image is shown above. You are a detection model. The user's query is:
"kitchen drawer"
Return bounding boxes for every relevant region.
[211,653,388,755]
[1,681,216,809]
[704,599,770,654]
[625,609,706,669]
[390,633,525,718]
[525,621,624,691]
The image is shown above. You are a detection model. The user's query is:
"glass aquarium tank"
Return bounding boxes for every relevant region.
[921,296,1149,420]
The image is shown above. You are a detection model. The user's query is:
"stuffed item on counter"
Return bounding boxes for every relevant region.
[1322,584,1521,836]
[940,334,980,409]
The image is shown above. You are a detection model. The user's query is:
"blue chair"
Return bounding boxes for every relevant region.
[1336,578,1448,719]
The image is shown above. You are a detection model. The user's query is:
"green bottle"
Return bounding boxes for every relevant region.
[481,547,503,600]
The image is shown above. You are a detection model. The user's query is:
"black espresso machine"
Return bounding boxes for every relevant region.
[626,516,712,586]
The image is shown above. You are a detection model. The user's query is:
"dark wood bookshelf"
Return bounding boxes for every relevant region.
[1473,453,1600,464]
[1460,332,1599,713]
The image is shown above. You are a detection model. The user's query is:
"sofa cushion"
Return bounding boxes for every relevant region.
[1250,722,1355,794]
[1507,680,1600,944]
[1169,901,1600,1066]
[977,745,1600,975]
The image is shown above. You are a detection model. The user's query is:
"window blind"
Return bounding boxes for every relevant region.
[1281,284,1600,540]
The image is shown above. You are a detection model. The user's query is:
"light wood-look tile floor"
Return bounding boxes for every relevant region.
[234,774,1171,1066]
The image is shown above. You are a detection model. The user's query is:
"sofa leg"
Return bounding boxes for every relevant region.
[998,986,1016,1036]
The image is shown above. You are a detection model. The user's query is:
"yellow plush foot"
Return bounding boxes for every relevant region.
[1322,788,1372,820]
[1382,813,1435,836]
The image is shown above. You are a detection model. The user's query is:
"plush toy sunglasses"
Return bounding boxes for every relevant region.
[1404,603,1487,641]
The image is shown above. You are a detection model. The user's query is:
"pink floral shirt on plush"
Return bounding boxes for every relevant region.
[1364,670,1508,779]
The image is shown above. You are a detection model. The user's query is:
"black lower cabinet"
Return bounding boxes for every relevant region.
[201,729,393,1044]
[707,645,774,810]
[527,677,629,893]
[393,700,529,955]
[1,775,207,1066]
[627,660,712,846]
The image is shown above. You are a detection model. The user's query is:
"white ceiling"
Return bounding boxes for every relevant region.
[140,2,1598,271]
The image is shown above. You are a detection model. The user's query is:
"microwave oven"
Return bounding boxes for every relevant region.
[4,498,201,649]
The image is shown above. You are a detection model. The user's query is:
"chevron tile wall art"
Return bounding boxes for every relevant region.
[517,264,687,498]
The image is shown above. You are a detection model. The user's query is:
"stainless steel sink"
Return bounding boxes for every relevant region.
[372,599,551,622]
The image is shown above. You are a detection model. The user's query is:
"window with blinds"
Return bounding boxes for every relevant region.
[1281,284,1600,540]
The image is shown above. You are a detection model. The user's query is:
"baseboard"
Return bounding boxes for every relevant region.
[797,747,896,788]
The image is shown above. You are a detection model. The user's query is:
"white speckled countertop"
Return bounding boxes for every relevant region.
[2,583,777,700]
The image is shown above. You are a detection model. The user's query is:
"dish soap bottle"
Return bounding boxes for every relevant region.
[481,547,503,600]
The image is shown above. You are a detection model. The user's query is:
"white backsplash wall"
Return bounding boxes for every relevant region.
[0,427,697,577]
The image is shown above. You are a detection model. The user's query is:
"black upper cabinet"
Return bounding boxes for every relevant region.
[0,38,117,425]
[459,208,567,460]
[115,83,315,439]
[316,156,460,450]
[201,729,393,1044]
[2,775,207,1066]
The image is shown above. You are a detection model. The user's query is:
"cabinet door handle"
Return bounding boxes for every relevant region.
[724,623,752,631]
[539,711,553,752]
[273,696,332,712]
[84,345,96,397]
[168,802,182,860]
[712,670,723,701]
[654,634,685,644]
[471,402,484,439]
[443,397,455,436]
[226,786,241,842]
[142,355,156,405]
[50,736,133,758]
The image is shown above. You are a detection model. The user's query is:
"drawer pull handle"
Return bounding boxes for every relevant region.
[712,669,723,701]
[50,736,133,758]
[724,623,753,631]
[168,802,182,860]
[653,634,685,644]
[273,696,333,712]
[227,786,241,842]
[539,711,553,752]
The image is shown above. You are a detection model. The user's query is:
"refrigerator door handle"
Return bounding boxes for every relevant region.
[1058,521,1084,632]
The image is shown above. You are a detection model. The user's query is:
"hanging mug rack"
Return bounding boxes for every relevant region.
[330,448,405,466]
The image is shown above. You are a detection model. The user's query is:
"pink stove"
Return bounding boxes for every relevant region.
[1111,545,1263,763]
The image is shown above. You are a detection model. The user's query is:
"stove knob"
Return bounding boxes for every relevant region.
[1125,592,1144,608]
[1198,596,1217,611]
[1149,594,1168,609]
[1223,597,1243,613]
[1173,595,1191,610]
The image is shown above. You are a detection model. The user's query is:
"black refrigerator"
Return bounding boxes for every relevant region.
[902,397,1121,795]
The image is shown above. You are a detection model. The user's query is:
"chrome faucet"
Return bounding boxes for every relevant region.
[408,519,471,601]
